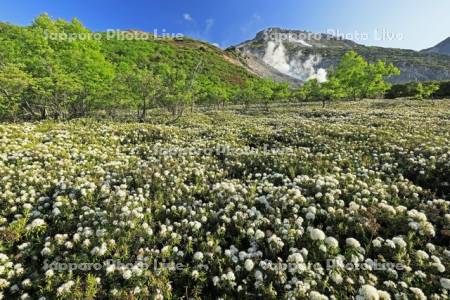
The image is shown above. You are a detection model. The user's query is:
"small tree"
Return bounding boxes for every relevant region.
[364,61,400,98]
[333,51,400,100]
[240,80,257,110]
[333,51,368,100]
[415,82,439,100]
[271,82,290,103]
[127,68,161,121]
[256,80,274,111]
[157,64,192,120]
[291,88,306,102]
[301,79,322,101]
[320,77,346,107]
[206,83,229,109]
[0,63,33,120]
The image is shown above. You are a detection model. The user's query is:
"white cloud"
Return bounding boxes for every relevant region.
[183,13,193,21]
[252,13,262,21]
[205,18,215,34]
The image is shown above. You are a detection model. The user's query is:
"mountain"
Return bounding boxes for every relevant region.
[99,32,258,86]
[422,37,450,56]
[228,28,450,84]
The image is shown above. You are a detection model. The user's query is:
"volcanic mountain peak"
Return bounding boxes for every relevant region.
[229,28,450,84]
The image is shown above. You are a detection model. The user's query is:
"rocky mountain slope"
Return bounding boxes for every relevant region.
[422,37,450,56]
[228,28,450,84]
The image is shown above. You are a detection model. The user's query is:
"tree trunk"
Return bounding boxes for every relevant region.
[40,107,47,120]
[140,98,147,121]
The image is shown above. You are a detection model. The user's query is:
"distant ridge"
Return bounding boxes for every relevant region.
[422,37,450,56]
[228,28,450,84]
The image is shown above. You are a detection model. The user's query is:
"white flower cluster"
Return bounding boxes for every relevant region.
[0,101,449,299]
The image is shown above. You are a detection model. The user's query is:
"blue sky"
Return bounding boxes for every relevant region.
[1,0,449,50]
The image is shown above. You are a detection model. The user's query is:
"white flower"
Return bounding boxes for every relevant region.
[0,254,8,263]
[357,284,379,300]
[392,237,406,248]
[133,286,141,294]
[22,278,31,287]
[346,238,361,248]
[0,279,10,289]
[440,278,450,290]
[385,240,395,249]
[193,252,204,261]
[331,272,343,284]
[372,238,382,248]
[409,287,426,300]
[255,229,265,240]
[377,290,391,300]
[28,218,46,230]
[41,247,51,256]
[255,270,263,281]
[122,270,132,280]
[226,271,235,281]
[52,207,61,216]
[106,264,115,274]
[435,263,445,273]
[268,234,285,248]
[191,270,200,279]
[45,269,54,278]
[56,281,75,296]
[309,291,329,300]
[325,237,339,248]
[244,259,254,271]
[416,250,429,260]
[426,243,436,252]
[288,253,304,264]
[212,276,220,286]
[306,212,316,220]
[310,228,326,241]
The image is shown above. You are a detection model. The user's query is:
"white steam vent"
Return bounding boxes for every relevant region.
[262,40,327,82]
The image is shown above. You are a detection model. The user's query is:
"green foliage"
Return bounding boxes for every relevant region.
[0,14,116,119]
[256,80,274,110]
[364,60,400,98]
[333,51,369,100]
[5,16,444,120]
[320,77,346,102]
[158,64,193,117]
[239,80,258,108]
[127,67,162,119]
[0,15,261,121]
[271,82,290,102]
[332,51,399,100]
[387,81,450,99]
[301,79,322,101]
[296,51,400,105]
[0,63,33,120]
[415,82,440,100]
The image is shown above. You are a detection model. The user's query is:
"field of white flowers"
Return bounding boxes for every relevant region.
[0,100,449,299]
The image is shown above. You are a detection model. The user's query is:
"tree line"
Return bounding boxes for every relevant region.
[386,81,447,100]
[0,15,403,122]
